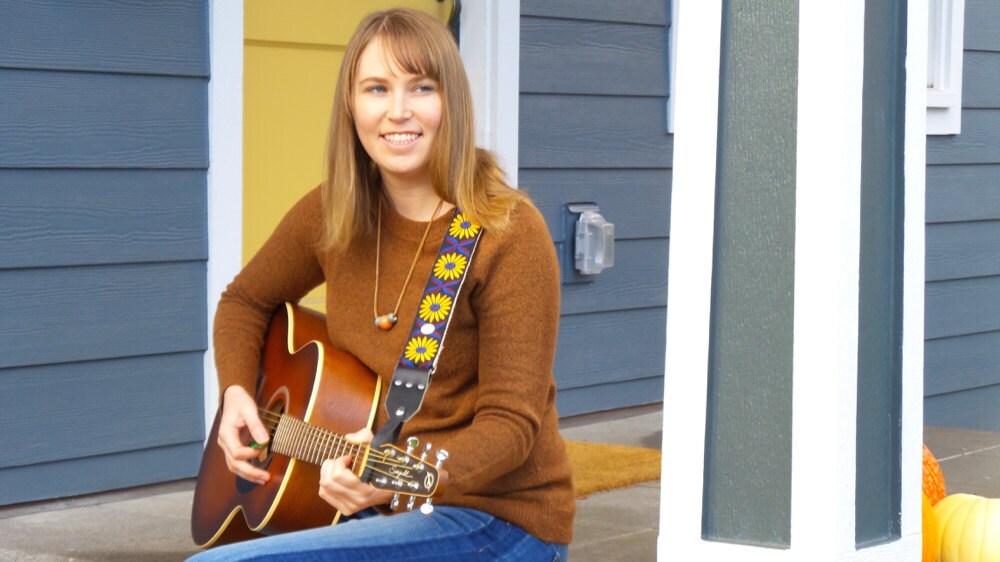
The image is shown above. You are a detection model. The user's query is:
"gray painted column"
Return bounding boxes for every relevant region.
[703,0,798,547]
[856,0,908,548]
[660,0,927,558]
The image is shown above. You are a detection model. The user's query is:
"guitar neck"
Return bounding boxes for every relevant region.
[268,413,365,467]
[261,410,440,499]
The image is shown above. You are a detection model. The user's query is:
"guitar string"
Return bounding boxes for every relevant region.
[250,408,432,493]
[254,408,405,466]
[257,410,432,493]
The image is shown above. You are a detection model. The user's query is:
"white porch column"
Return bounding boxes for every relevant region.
[659,0,926,559]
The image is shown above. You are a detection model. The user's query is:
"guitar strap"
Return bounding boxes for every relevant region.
[370,208,484,448]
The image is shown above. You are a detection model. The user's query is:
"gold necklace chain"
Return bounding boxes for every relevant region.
[373,198,444,331]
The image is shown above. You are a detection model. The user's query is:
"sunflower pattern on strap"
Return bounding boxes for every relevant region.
[399,209,484,370]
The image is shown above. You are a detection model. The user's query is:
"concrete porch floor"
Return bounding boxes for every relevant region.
[0,405,997,561]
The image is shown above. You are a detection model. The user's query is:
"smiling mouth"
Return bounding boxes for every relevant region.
[383,133,420,144]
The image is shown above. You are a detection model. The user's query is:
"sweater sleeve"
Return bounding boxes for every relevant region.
[213,188,326,396]
[441,203,563,493]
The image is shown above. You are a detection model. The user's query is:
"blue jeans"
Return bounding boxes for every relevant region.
[186,506,567,561]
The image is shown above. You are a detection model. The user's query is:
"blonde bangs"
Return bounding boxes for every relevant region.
[376,29,442,84]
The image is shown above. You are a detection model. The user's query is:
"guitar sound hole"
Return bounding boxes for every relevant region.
[234,399,283,494]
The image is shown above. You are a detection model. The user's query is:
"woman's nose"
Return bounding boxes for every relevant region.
[387,92,412,121]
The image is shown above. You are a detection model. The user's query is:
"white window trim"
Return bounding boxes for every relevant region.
[927,0,965,135]
[667,0,678,134]
[459,0,520,186]
[204,0,244,434]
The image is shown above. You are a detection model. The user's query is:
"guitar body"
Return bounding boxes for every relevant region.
[190,302,382,548]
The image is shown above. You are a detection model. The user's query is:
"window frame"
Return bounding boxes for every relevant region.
[926,0,965,135]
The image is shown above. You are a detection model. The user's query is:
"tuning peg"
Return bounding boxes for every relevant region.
[420,449,449,515]
[416,442,431,469]
[406,436,419,456]
[406,495,417,512]
[391,494,400,510]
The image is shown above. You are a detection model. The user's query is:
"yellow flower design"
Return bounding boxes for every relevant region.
[404,336,439,364]
[419,293,453,323]
[449,214,481,239]
[434,253,467,281]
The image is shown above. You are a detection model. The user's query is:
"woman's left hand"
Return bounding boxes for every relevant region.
[318,428,393,515]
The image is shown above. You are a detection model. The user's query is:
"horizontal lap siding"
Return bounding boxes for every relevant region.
[521,0,671,416]
[0,353,205,468]
[924,0,1000,430]
[0,263,206,369]
[0,0,207,76]
[0,0,209,504]
[0,170,206,269]
[0,70,207,168]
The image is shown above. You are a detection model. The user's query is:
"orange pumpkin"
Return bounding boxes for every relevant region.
[933,493,1000,562]
[923,444,947,505]
[923,492,941,562]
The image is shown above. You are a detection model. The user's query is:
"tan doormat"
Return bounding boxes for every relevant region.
[565,440,661,498]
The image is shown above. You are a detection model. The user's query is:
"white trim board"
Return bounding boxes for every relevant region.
[460,0,520,186]
[658,0,723,554]
[204,0,244,435]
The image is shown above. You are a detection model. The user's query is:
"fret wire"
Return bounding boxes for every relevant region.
[312,424,326,465]
[299,419,311,461]
[298,419,310,461]
[303,421,316,464]
[300,421,312,464]
[328,429,343,463]
[312,425,324,465]
[309,427,323,465]
[319,428,332,462]
[291,418,304,459]
[339,434,350,460]
[314,425,332,465]
[318,426,332,462]
[332,430,344,460]
[284,418,295,458]
[282,417,294,458]
[333,432,343,462]
[272,416,288,457]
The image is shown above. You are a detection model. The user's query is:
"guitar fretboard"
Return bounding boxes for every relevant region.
[269,414,365,467]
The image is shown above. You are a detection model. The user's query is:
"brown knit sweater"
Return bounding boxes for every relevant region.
[213,187,576,544]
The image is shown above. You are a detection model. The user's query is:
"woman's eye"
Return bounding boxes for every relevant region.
[367,85,386,94]
[415,84,436,94]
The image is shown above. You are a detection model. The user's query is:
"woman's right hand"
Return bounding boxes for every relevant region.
[217,385,271,485]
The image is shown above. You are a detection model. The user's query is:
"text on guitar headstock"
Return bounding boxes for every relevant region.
[365,436,448,514]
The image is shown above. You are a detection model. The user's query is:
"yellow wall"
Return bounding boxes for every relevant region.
[243,1,451,308]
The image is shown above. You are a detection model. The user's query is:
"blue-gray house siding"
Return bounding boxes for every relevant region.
[519,0,672,416]
[0,0,209,504]
[924,0,1000,432]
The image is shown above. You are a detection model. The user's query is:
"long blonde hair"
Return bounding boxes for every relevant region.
[322,8,524,252]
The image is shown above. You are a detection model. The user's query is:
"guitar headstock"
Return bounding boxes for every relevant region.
[364,442,442,499]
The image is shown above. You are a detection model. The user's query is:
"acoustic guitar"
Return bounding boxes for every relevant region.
[190,302,443,548]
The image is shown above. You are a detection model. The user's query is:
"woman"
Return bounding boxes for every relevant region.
[189,8,575,561]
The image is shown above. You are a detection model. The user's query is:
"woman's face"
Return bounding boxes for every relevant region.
[353,39,443,191]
